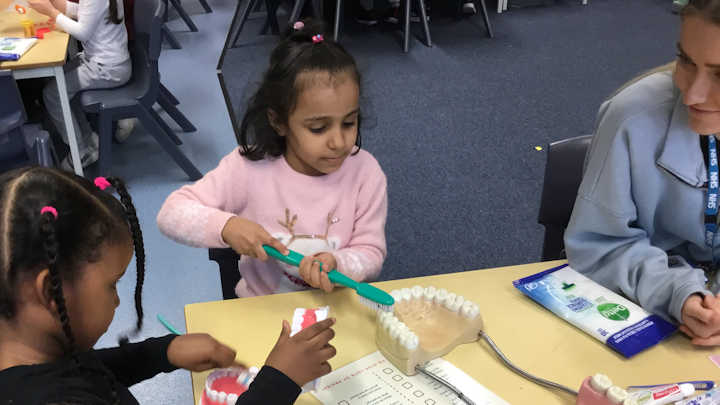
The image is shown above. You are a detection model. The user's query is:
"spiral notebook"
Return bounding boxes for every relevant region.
[0,37,38,61]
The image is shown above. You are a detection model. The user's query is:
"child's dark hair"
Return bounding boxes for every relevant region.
[0,167,145,353]
[107,0,123,24]
[237,19,363,161]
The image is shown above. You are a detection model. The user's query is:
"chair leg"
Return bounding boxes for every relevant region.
[96,113,114,177]
[417,0,431,47]
[169,0,199,32]
[230,0,258,48]
[137,106,202,180]
[150,105,184,145]
[478,0,493,38]
[403,0,411,52]
[162,25,182,49]
[158,96,197,132]
[198,0,212,13]
[333,0,342,41]
[160,83,180,106]
[260,0,280,35]
[288,0,306,25]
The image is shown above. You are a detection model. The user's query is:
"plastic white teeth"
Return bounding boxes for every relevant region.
[434,288,448,304]
[378,311,420,350]
[411,285,423,299]
[423,286,437,301]
[204,367,257,405]
[590,373,612,393]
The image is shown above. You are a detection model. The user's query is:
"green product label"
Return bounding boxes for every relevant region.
[597,303,630,321]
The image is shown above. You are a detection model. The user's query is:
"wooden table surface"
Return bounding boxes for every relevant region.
[186,260,720,404]
[0,9,68,70]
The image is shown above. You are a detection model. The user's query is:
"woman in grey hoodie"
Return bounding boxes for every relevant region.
[565,0,720,347]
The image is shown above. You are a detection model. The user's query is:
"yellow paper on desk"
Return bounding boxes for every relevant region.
[312,351,509,405]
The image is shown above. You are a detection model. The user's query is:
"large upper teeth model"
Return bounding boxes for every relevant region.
[376,285,484,375]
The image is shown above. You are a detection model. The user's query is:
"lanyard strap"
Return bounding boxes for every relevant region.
[705,136,719,247]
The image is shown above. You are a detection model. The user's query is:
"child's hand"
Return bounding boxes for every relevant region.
[299,252,336,292]
[221,216,288,261]
[28,0,58,17]
[265,318,337,387]
[167,333,242,372]
[680,293,720,346]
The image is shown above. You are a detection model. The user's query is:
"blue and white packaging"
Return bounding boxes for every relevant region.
[513,264,676,358]
[674,387,720,405]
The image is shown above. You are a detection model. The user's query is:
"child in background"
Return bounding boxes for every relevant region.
[157,19,388,298]
[28,0,130,169]
[0,167,336,404]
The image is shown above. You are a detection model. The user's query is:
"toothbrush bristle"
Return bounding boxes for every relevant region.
[358,296,394,313]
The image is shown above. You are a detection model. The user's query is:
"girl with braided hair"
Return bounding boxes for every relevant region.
[0,167,337,404]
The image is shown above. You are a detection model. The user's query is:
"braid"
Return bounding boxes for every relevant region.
[106,177,144,338]
[106,0,123,24]
[40,211,76,353]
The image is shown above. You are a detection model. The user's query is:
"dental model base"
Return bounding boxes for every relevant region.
[200,367,258,405]
[376,286,483,376]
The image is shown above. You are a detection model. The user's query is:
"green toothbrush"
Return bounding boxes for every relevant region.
[263,245,395,312]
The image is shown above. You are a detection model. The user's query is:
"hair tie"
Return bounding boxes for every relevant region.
[293,21,304,30]
[40,206,58,219]
[312,34,324,44]
[94,177,111,190]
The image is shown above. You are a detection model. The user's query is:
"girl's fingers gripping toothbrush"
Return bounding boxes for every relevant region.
[263,245,395,312]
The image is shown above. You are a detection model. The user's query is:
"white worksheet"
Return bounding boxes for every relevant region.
[312,351,510,405]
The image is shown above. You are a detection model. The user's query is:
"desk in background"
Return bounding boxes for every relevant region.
[0,9,83,175]
[185,260,719,404]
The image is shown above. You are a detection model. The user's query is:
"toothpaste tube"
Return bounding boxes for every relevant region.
[623,384,695,405]
[674,387,720,405]
[513,264,676,357]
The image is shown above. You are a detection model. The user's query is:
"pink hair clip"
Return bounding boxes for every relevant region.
[312,34,324,44]
[94,177,111,190]
[40,206,58,219]
[293,21,304,30]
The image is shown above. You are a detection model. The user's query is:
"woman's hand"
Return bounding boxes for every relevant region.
[221,216,288,261]
[680,293,720,346]
[27,0,59,18]
[265,318,337,387]
[167,333,242,372]
[298,252,336,292]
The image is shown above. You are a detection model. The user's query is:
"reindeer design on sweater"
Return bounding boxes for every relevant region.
[272,208,341,293]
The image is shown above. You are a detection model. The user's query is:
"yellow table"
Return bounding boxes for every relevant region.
[185,260,720,404]
[0,9,83,175]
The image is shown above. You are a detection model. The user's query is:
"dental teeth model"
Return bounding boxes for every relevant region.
[200,367,258,405]
[577,374,629,405]
[377,286,484,375]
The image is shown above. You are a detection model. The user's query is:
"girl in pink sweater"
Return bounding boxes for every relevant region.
[157,20,388,298]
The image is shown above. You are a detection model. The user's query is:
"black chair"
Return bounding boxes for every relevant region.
[0,70,55,172]
[79,0,202,180]
[227,0,328,49]
[330,0,432,53]
[209,248,242,300]
[537,135,592,261]
[456,0,493,38]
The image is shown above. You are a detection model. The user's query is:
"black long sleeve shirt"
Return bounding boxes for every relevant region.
[0,334,301,404]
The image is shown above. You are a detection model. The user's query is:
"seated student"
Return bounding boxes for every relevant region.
[157,20,388,299]
[28,0,131,169]
[0,167,336,404]
[564,0,720,346]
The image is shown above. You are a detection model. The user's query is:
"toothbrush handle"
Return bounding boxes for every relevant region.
[327,270,358,289]
[263,245,359,289]
[263,245,303,267]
